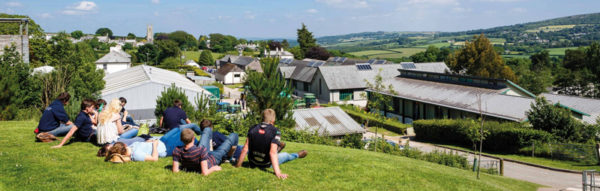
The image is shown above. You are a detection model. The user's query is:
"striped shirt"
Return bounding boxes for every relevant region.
[172,145,216,171]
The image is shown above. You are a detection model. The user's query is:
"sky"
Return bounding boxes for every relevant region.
[1,0,599,39]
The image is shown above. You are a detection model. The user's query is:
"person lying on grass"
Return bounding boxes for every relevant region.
[35,92,74,142]
[172,128,238,176]
[52,99,98,148]
[104,139,165,163]
[235,109,307,179]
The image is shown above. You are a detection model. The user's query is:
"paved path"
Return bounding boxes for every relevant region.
[363,130,585,190]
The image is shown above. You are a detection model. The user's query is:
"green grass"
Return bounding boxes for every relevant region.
[436,144,600,172]
[0,121,540,190]
[366,126,402,137]
[415,42,451,48]
[349,48,426,59]
[182,50,224,63]
[545,47,578,56]
[525,25,577,33]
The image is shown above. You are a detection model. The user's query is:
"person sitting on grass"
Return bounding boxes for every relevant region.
[119,97,138,127]
[198,119,245,163]
[96,98,139,145]
[51,99,98,148]
[160,99,200,131]
[35,92,74,142]
[172,127,238,176]
[235,109,307,179]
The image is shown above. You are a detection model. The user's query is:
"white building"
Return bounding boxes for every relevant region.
[101,65,212,123]
[265,47,294,60]
[185,60,200,68]
[95,47,132,74]
[215,63,245,84]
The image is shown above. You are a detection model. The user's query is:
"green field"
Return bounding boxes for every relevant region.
[182,50,225,62]
[349,48,426,59]
[0,121,539,190]
[545,47,579,56]
[525,25,577,33]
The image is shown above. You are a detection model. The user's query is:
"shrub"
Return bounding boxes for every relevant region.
[340,133,365,149]
[154,84,195,119]
[413,119,553,153]
[335,104,409,135]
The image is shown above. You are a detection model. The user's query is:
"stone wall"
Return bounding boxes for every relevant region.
[0,35,29,63]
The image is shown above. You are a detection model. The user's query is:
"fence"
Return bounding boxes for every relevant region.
[524,142,599,164]
[469,159,501,175]
[583,170,600,191]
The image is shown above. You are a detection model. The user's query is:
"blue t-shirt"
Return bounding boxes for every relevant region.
[130,141,167,162]
[162,107,187,130]
[37,100,70,132]
[74,111,94,139]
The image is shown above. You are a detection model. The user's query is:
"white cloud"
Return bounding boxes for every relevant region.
[510,7,526,13]
[407,0,458,6]
[40,13,52,19]
[479,0,523,2]
[244,11,256,20]
[62,1,98,15]
[307,9,318,14]
[315,0,368,9]
[151,0,160,4]
[5,2,22,7]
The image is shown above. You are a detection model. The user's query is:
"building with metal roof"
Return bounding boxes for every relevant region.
[101,65,211,123]
[541,93,600,124]
[292,107,365,136]
[95,48,132,74]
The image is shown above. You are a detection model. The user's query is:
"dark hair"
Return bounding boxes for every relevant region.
[119,97,127,104]
[180,128,195,145]
[80,99,96,111]
[173,99,182,107]
[56,92,71,104]
[96,99,107,110]
[97,144,111,157]
[200,119,212,130]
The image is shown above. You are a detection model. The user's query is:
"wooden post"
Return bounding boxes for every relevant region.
[595,143,600,165]
[532,142,535,157]
[499,159,504,176]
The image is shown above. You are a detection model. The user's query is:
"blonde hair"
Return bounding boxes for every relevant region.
[99,98,122,125]
[262,109,276,123]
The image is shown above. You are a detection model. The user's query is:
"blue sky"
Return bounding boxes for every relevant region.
[1,0,599,38]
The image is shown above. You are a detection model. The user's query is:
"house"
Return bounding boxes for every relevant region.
[284,59,450,106]
[367,69,600,125]
[215,63,245,84]
[292,107,365,137]
[32,66,55,75]
[216,55,262,72]
[95,47,131,74]
[265,47,294,60]
[101,65,211,124]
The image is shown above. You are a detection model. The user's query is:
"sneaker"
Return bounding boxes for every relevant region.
[297,150,308,158]
[278,141,286,153]
[36,132,56,143]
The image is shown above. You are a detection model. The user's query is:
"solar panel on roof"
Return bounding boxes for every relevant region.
[401,63,417,69]
[368,59,376,64]
[340,57,347,62]
[314,61,325,67]
[356,64,372,71]
[374,60,386,65]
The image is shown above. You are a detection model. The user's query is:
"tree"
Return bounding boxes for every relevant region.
[268,41,282,50]
[243,58,295,129]
[305,47,331,60]
[156,40,181,63]
[198,50,215,66]
[160,57,180,69]
[154,84,195,119]
[95,27,113,38]
[168,31,198,51]
[297,23,317,55]
[363,69,397,152]
[506,58,552,95]
[556,43,600,98]
[136,43,159,65]
[198,40,208,50]
[288,46,304,59]
[281,39,290,49]
[447,34,518,82]
[122,43,134,51]
[0,46,36,120]
[530,50,551,71]
[126,33,136,39]
[154,33,169,40]
[527,97,590,142]
[71,30,84,40]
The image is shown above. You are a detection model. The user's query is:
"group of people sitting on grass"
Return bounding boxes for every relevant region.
[34,92,307,178]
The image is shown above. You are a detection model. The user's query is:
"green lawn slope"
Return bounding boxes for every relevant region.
[0,121,539,190]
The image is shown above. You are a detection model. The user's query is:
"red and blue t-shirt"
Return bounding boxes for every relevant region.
[172,145,216,171]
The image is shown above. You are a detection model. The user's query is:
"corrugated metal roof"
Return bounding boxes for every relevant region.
[101,65,210,96]
[96,50,131,64]
[293,107,365,136]
[412,62,450,73]
[318,64,404,90]
[290,65,318,82]
[541,93,600,124]
[279,66,296,79]
[216,63,244,76]
[379,77,532,121]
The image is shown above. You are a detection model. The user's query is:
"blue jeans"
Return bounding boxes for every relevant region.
[160,123,202,156]
[198,128,238,165]
[277,152,299,165]
[119,128,138,139]
[118,136,146,146]
[47,123,73,136]
[122,116,139,126]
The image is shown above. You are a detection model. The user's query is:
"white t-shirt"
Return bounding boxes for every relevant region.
[97,114,120,145]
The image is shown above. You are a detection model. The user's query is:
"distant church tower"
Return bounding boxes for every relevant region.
[146,24,154,44]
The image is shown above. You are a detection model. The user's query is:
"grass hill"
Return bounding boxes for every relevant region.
[0,121,539,190]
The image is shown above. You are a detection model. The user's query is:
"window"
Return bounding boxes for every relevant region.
[103,64,107,70]
[340,89,353,100]
[318,79,322,95]
[304,82,310,91]
[234,74,241,78]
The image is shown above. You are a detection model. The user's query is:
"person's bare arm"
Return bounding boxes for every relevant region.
[235,139,249,167]
[51,126,78,148]
[159,117,164,128]
[89,111,98,125]
[65,121,73,126]
[122,110,128,122]
[185,118,192,124]
[200,160,222,176]
[270,143,287,179]
[116,118,124,134]
[144,140,159,161]
[172,161,180,173]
